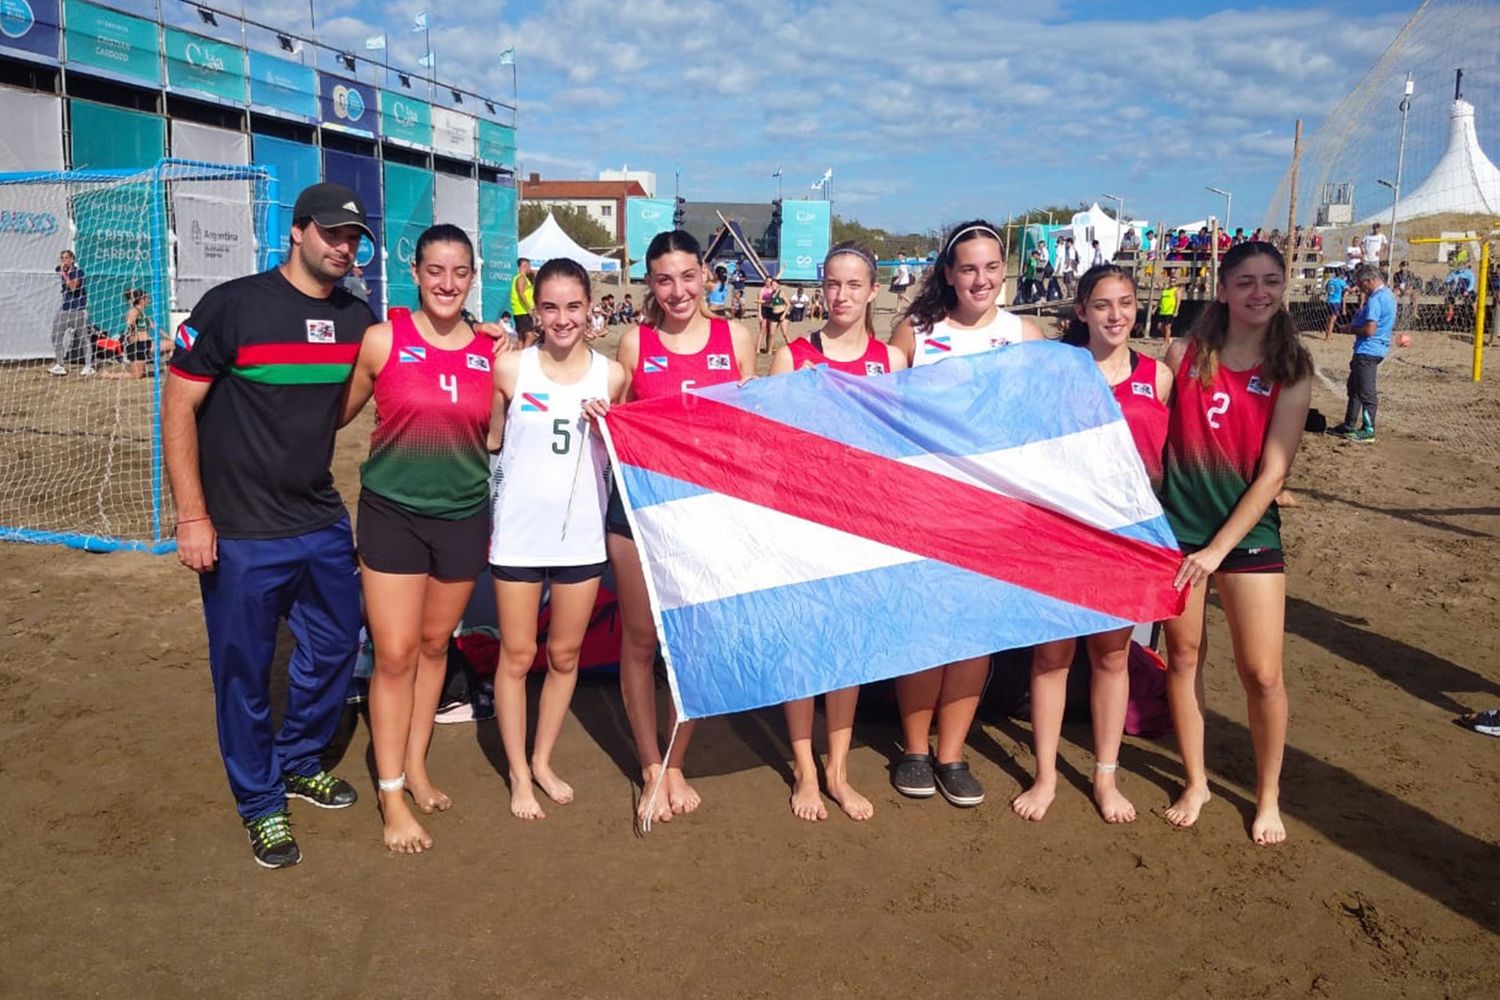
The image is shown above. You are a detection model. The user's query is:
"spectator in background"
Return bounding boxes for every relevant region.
[1231,228,1247,246]
[1344,236,1363,270]
[1120,227,1140,253]
[891,253,915,311]
[789,285,810,322]
[1323,268,1348,340]
[1329,263,1395,443]
[1360,222,1388,268]
[49,249,93,377]
[1090,239,1106,268]
[706,265,730,318]
[618,293,636,324]
[1143,230,1156,255]
[1058,237,1080,298]
[341,263,371,303]
[730,266,746,317]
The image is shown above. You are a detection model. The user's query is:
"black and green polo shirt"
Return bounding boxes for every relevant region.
[170,268,375,539]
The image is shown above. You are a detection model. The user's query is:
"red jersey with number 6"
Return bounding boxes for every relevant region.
[1159,345,1282,550]
[1110,351,1169,490]
[360,307,494,518]
[631,318,738,400]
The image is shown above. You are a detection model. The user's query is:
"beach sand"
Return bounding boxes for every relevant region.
[2,296,1497,998]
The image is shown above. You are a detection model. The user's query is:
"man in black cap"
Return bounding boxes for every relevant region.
[163,182,376,868]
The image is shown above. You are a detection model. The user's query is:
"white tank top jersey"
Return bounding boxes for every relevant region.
[488,347,612,567]
[913,309,1024,366]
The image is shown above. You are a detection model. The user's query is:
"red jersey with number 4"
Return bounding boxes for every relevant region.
[360,307,494,517]
[1159,345,1282,550]
[788,333,894,377]
[631,318,738,400]
[1110,351,1169,490]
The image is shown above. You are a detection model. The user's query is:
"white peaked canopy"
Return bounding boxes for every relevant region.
[1360,99,1500,224]
[1065,203,1137,273]
[517,212,620,272]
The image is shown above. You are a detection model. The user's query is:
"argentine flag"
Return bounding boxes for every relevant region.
[601,342,1185,720]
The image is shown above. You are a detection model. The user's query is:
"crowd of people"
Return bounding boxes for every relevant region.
[158,181,1322,870]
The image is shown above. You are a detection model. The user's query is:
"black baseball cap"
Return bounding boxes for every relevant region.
[292,182,373,240]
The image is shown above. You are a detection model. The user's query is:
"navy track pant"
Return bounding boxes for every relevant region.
[200,517,362,821]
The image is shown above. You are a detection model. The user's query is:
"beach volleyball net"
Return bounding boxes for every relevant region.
[0,160,278,551]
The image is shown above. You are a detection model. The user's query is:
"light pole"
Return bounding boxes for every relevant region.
[1388,73,1414,266]
[1102,192,1125,247]
[1206,186,1232,237]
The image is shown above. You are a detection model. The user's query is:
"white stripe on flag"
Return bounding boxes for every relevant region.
[634,491,922,611]
[899,420,1161,532]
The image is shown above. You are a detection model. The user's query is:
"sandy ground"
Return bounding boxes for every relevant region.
[2,290,1498,999]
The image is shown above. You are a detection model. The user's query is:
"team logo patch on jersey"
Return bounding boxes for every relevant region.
[174,323,198,352]
[644,356,668,374]
[1131,381,1155,398]
[923,335,952,355]
[1246,375,1273,396]
[865,362,887,375]
[305,319,336,344]
[520,392,549,412]
[466,354,491,372]
[706,353,732,371]
[398,346,426,363]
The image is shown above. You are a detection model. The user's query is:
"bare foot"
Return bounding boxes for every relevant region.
[637,764,673,825]
[826,777,874,821]
[380,792,434,853]
[1251,802,1287,845]
[509,774,546,820]
[790,769,827,822]
[531,761,574,805]
[405,771,452,814]
[1093,780,1137,824]
[664,767,701,816]
[1164,784,1212,828]
[1011,777,1056,822]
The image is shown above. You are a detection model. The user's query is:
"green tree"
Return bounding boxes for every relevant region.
[830,215,935,260]
[519,202,614,251]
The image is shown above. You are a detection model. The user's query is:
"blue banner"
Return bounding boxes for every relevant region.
[625,197,674,280]
[164,27,246,104]
[323,148,383,312]
[777,200,830,282]
[318,73,375,137]
[252,132,320,249]
[0,0,61,62]
[248,51,317,120]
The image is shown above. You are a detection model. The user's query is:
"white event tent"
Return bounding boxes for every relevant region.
[517,212,620,273]
[1358,98,1500,225]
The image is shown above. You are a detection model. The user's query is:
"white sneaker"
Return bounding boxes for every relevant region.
[80,366,96,376]
[49,364,67,376]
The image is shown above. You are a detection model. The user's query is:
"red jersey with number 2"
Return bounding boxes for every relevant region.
[1110,351,1169,490]
[631,318,738,400]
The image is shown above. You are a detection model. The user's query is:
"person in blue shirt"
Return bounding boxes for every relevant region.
[49,249,93,376]
[1330,264,1395,442]
[1323,268,1348,340]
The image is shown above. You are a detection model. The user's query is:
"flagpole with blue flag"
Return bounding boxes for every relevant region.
[499,46,516,122]
[413,9,433,92]
[364,32,387,86]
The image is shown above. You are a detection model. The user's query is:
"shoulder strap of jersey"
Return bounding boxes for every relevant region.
[809,330,824,355]
[388,307,416,346]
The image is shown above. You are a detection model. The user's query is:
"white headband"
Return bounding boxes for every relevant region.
[944,224,1002,258]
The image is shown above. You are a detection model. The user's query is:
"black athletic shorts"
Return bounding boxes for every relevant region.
[124,339,155,362]
[356,489,489,580]
[605,484,633,540]
[490,561,607,585]
[1187,544,1285,574]
[514,313,534,336]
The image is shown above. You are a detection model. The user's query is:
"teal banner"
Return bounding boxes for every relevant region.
[778,199,831,282]
[382,161,433,311]
[476,120,515,167]
[164,27,245,104]
[63,0,159,85]
[73,178,155,336]
[379,90,430,148]
[69,99,165,169]
[248,50,316,120]
[479,180,516,321]
[625,197,673,279]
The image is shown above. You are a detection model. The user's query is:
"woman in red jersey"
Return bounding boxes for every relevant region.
[341,225,496,853]
[1011,265,1171,826]
[1157,241,1312,844]
[610,230,757,825]
[769,242,907,822]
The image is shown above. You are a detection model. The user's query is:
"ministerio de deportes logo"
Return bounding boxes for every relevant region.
[0,0,37,39]
[331,84,366,123]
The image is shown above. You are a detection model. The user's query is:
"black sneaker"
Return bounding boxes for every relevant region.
[1325,423,1354,438]
[284,770,358,809]
[245,811,301,869]
[934,761,985,807]
[893,752,937,798]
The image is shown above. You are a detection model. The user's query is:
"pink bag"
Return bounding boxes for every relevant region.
[1125,642,1172,737]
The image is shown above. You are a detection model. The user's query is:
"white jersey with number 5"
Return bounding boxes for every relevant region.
[489,346,611,567]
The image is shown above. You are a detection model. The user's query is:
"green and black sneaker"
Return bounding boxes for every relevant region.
[284,770,358,809]
[245,811,301,869]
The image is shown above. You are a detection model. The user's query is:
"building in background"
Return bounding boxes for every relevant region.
[598,168,656,198]
[520,173,646,243]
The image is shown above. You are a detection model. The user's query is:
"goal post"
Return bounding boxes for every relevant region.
[0,159,279,553]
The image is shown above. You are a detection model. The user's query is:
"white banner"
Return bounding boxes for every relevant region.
[433,171,481,315]
[169,121,256,311]
[0,182,72,359]
[430,106,476,160]
[0,89,64,172]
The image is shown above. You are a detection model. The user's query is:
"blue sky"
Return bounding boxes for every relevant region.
[242,1,1442,231]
